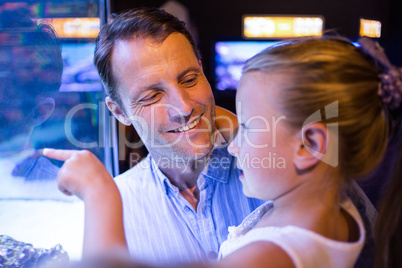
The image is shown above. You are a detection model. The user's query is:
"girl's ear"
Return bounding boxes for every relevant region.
[106,96,131,126]
[293,122,329,171]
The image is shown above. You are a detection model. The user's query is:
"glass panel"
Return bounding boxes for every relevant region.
[0,0,106,263]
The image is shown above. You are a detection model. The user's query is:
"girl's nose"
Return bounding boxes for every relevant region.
[227,135,239,157]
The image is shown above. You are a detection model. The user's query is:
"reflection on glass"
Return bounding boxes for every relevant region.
[0,1,104,264]
[0,3,65,199]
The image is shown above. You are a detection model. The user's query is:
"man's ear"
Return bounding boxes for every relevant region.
[106,96,131,126]
[30,97,55,127]
[293,122,328,171]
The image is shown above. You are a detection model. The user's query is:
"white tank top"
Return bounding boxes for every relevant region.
[219,199,365,268]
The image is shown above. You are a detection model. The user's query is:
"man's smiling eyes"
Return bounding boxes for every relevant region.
[136,73,200,105]
[181,74,198,87]
[141,92,161,104]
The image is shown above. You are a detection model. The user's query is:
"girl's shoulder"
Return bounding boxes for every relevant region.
[226,201,274,240]
[219,198,365,267]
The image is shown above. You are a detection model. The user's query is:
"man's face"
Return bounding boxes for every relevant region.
[109,33,216,162]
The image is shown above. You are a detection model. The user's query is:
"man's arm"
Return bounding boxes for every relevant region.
[215,106,238,143]
[43,149,128,259]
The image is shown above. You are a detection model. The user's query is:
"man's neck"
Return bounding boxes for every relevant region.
[152,153,211,211]
[157,156,208,190]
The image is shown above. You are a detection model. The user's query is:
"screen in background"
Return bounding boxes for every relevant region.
[60,42,102,92]
[214,40,361,91]
[214,41,278,91]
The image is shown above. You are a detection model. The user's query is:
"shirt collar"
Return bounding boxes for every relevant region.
[201,132,232,184]
[149,155,179,196]
[150,131,234,195]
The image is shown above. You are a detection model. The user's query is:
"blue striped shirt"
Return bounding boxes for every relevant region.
[115,134,264,265]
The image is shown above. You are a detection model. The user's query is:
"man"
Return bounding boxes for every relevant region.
[93,7,264,265]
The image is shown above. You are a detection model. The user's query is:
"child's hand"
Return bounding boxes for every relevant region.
[44,148,127,257]
[43,149,115,201]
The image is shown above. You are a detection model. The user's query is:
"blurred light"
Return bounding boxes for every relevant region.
[42,18,100,38]
[243,16,324,38]
[360,18,381,38]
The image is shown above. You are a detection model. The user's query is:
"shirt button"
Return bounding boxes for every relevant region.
[208,251,218,259]
[184,206,191,212]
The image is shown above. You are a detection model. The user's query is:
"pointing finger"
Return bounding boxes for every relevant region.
[43,148,79,161]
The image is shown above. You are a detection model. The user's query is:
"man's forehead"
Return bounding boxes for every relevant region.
[111,33,201,98]
[125,32,193,54]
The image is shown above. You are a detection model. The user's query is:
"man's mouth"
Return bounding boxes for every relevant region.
[170,117,201,133]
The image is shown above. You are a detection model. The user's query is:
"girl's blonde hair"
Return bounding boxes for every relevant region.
[243,36,388,179]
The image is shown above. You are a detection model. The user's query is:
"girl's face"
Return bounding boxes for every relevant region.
[228,71,300,200]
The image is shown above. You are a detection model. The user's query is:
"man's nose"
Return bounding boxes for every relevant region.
[167,87,194,124]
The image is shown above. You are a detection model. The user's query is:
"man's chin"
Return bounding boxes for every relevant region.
[168,143,214,162]
[181,146,214,161]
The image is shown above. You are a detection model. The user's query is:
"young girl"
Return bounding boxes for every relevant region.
[45,36,401,267]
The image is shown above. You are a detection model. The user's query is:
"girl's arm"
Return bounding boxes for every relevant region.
[43,149,295,268]
[43,149,128,259]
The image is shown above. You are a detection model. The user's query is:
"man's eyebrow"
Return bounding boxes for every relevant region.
[177,66,202,81]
